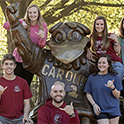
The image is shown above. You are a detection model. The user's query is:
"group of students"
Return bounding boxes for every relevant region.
[0,3,47,124]
[0,2,124,124]
[0,3,80,124]
[84,16,124,124]
[0,53,80,124]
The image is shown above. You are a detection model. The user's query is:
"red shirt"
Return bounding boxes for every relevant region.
[95,35,122,63]
[0,76,32,119]
[37,98,80,124]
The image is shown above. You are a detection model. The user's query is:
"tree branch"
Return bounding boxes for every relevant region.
[84,1,124,7]
[48,1,81,20]
[0,0,7,19]
[44,0,124,25]
[43,0,70,20]
[19,0,33,18]
[39,0,52,9]
[5,0,33,4]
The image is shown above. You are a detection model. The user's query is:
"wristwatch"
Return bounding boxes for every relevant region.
[111,87,115,91]
[70,112,75,118]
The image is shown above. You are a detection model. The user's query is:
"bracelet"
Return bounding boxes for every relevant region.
[70,113,75,118]
[114,42,118,46]
[111,87,116,91]
[92,103,96,106]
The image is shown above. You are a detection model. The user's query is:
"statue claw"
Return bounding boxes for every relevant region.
[5,2,20,24]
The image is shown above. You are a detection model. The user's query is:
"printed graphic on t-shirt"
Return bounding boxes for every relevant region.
[14,86,21,92]
[96,40,106,54]
[54,114,62,124]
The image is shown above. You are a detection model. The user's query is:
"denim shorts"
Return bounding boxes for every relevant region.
[95,113,118,120]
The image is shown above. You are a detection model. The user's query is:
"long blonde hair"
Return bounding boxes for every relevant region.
[91,16,110,51]
[23,4,46,32]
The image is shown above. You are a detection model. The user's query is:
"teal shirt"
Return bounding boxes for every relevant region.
[119,35,124,64]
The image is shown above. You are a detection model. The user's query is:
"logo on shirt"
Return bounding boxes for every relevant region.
[96,40,106,54]
[54,114,62,124]
[14,86,21,92]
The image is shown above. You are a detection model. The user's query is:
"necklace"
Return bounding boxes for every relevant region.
[99,74,108,81]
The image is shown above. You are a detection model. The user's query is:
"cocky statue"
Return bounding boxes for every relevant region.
[5,3,96,124]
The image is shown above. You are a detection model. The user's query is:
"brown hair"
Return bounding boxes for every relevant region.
[119,17,124,38]
[93,54,117,76]
[91,16,110,51]
[23,4,46,33]
[1,54,16,65]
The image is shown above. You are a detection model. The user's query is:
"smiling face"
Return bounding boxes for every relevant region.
[95,19,104,35]
[50,84,66,103]
[28,6,39,23]
[2,60,16,76]
[98,57,109,74]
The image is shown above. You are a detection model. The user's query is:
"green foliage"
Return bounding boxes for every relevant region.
[0,7,7,59]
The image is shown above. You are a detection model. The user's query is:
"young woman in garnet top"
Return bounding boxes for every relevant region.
[3,4,47,86]
[86,16,124,81]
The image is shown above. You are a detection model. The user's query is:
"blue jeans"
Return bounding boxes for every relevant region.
[120,37,124,64]
[112,62,124,81]
[0,115,23,124]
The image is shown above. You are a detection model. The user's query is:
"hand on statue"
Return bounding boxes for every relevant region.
[35,29,45,39]
[86,48,96,62]
[105,79,114,89]
[60,102,75,116]
[86,49,93,59]
[0,85,7,96]
[93,104,101,116]
[22,21,28,29]
[5,2,20,23]
[23,116,34,124]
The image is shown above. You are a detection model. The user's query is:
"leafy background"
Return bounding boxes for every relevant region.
[0,0,124,59]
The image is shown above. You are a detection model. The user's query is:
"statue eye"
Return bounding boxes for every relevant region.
[72,31,81,41]
[55,33,63,43]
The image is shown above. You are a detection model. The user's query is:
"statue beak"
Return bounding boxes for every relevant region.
[47,37,90,64]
